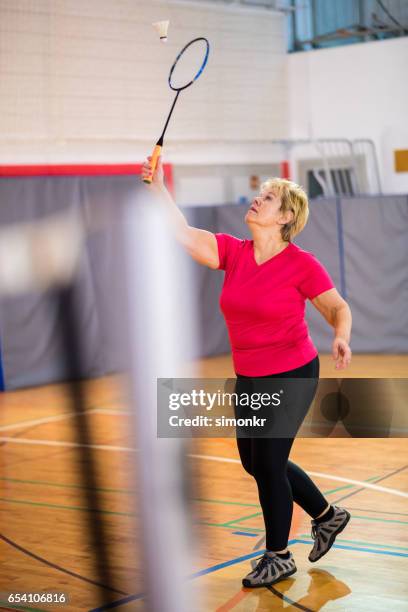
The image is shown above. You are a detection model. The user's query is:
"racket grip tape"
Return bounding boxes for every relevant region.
[143,144,162,184]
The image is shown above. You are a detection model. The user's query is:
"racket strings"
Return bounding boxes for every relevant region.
[169,38,209,91]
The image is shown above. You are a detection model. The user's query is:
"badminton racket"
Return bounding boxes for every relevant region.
[143,37,210,184]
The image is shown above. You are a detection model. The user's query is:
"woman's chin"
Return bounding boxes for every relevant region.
[245,213,255,225]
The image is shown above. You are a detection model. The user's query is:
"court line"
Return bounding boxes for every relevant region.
[0,409,118,432]
[0,408,127,433]
[332,463,408,504]
[221,511,262,527]
[294,540,408,558]
[215,589,252,612]
[216,511,408,530]
[0,437,134,452]
[91,536,407,611]
[195,497,259,508]
[5,495,404,529]
[0,476,133,495]
[91,409,130,415]
[266,584,314,612]
[0,534,127,596]
[0,604,48,612]
[297,535,408,552]
[89,592,145,611]
[267,585,313,612]
[322,476,379,495]
[6,432,403,607]
[305,470,408,499]
[213,464,406,611]
[0,411,92,432]
[0,497,134,517]
[190,454,408,499]
[200,521,262,532]
[344,506,408,517]
[2,440,406,499]
[347,514,408,525]
[0,476,369,502]
[247,501,304,605]
[215,476,380,530]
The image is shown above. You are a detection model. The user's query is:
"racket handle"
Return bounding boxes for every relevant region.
[143,144,162,184]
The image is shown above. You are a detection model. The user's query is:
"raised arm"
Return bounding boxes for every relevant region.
[142,157,219,269]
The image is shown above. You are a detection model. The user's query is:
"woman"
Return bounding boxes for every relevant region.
[142,157,352,588]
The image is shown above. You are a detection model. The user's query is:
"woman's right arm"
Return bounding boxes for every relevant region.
[142,157,219,269]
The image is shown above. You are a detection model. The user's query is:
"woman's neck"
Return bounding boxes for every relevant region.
[251,228,288,256]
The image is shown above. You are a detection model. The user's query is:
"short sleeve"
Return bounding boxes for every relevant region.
[298,254,335,300]
[215,233,242,271]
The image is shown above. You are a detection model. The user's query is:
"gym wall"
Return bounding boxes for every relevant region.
[0,175,406,390]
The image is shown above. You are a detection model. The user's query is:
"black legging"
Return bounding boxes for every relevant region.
[235,356,328,551]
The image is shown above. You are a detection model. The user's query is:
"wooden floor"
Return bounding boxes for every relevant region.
[191,353,408,379]
[0,355,407,611]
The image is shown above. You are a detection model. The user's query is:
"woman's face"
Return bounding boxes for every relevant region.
[245,188,291,229]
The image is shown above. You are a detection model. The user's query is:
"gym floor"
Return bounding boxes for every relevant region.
[0,354,407,611]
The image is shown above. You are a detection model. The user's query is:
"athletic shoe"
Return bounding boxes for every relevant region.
[242,551,297,588]
[309,505,351,562]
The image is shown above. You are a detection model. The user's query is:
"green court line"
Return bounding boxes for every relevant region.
[0,475,384,528]
[322,475,379,495]
[0,478,258,509]
[347,514,408,525]
[0,602,47,612]
[223,512,408,531]
[345,507,408,517]
[0,497,134,517]
[200,521,263,533]
[221,511,262,527]
[217,476,381,529]
[1,476,263,511]
[198,480,376,512]
[297,535,408,551]
[1,493,404,535]
[0,474,379,509]
[194,497,260,508]
[0,476,132,495]
[0,478,260,508]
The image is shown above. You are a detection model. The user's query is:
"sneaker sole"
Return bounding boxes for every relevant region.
[309,510,351,563]
[242,566,297,589]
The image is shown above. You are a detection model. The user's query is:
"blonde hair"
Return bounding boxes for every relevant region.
[260,178,309,242]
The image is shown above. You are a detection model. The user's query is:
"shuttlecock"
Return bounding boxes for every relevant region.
[152,20,169,43]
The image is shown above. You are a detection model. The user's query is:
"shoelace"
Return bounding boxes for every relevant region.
[252,553,273,577]
[311,522,321,540]
[311,510,339,539]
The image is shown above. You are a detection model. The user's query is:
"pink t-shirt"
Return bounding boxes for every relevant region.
[216,234,335,376]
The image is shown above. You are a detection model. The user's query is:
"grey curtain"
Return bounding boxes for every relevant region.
[0,178,407,390]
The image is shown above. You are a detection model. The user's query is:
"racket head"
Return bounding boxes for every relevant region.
[168,37,210,92]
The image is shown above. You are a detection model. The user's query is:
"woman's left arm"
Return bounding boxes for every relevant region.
[311,288,352,370]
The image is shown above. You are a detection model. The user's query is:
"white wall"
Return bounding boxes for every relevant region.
[1,1,406,195]
[0,0,288,164]
[287,37,408,194]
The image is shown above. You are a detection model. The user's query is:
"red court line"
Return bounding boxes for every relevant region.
[215,589,250,612]
[0,164,174,193]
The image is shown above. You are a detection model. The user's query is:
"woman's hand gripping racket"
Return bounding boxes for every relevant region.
[142,155,164,187]
[143,37,210,184]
